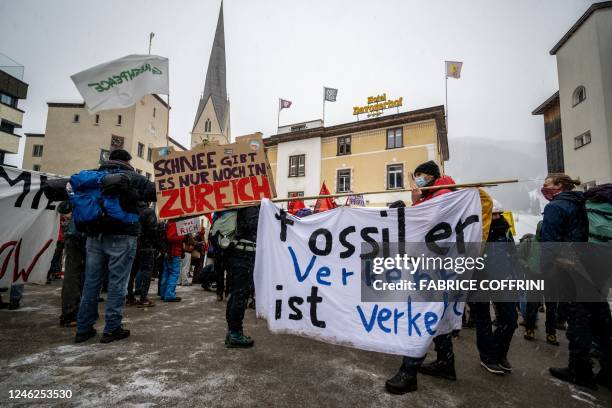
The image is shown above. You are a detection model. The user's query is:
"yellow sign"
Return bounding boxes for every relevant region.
[353,93,403,117]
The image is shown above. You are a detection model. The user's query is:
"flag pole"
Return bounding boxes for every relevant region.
[165,92,170,147]
[277,99,281,131]
[322,87,326,125]
[445,70,448,129]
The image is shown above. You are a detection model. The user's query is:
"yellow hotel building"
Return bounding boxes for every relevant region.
[264,105,449,207]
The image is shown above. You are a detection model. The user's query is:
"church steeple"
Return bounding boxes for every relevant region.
[192,1,230,146]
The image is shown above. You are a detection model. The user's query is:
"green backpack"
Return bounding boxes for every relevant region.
[211,211,238,248]
[586,201,612,243]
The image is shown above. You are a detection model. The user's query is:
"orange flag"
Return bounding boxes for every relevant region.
[314,182,337,213]
[287,193,306,215]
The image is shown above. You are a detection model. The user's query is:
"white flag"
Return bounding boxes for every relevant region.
[71,54,169,113]
[445,61,463,79]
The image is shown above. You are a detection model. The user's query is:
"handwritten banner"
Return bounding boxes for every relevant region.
[0,166,60,287]
[176,217,200,236]
[153,134,276,220]
[254,189,482,357]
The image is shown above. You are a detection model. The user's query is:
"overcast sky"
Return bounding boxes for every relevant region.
[0,0,592,204]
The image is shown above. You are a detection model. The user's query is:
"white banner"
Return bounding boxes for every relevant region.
[71,54,169,113]
[255,189,482,357]
[0,166,60,287]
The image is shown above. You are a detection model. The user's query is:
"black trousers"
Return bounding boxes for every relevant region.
[401,333,454,375]
[471,302,517,364]
[226,249,255,332]
[215,252,229,297]
[566,302,612,373]
[525,301,557,335]
[127,248,155,301]
[60,236,86,321]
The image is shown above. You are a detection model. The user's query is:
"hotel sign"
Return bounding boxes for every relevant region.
[353,93,403,117]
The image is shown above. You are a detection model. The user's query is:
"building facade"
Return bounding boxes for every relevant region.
[0,67,28,165]
[21,94,184,177]
[191,2,231,148]
[549,1,612,187]
[532,91,564,173]
[265,106,448,207]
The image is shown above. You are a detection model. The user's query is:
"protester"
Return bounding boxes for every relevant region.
[191,229,206,284]
[58,202,87,327]
[65,149,156,344]
[47,217,65,283]
[470,206,518,375]
[209,211,236,301]
[179,233,195,286]
[519,222,559,345]
[386,160,457,394]
[160,218,184,302]
[225,206,258,348]
[126,202,158,307]
[544,175,612,390]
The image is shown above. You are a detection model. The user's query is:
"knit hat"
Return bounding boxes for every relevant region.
[414,160,440,178]
[109,149,132,162]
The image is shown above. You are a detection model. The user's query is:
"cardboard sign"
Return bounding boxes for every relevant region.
[153,134,276,219]
[176,217,200,236]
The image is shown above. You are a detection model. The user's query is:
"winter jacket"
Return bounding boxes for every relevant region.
[165,221,184,257]
[137,204,159,250]
[540,191,588,243]
[413,175,456,205]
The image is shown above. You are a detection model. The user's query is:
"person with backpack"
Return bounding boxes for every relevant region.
[69,149,155,344]
[209,211,237,301]
[126,202,158,307]
[57,201,87,327]
[542,174,611,390]
[160,218,185,302]
[520,222,560,345]
[225,206,259,348]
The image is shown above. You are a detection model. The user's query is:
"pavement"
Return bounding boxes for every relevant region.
[1,281,611,408]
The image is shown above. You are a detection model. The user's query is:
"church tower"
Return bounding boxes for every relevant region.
[192,2,230,147]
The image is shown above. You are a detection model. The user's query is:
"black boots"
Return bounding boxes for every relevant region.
[419,358,457,380]
[549,365,597,390]
[100,327,131,344]
[385,369,418,394]
[74,328,97,343]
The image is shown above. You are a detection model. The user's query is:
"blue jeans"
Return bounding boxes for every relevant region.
[0,284,24,301]
[160,256,181,300]
[76,235,137,334]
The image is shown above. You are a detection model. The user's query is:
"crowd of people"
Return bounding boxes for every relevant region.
[1,153,610,394]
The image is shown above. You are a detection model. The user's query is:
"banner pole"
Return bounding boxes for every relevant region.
[322,87,325,124]
[223,179,519,208]
[165,92,170,147]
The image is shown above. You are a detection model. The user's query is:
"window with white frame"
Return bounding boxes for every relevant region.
[387,164,404,189]
[572,86,586,107]
[32,145,44,157]
[337,169,351,192]
[574,131,591,149]
[289,154,305,177]
[386,127,403,149]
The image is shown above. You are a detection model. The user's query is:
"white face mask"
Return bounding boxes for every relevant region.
[415,176,428,188]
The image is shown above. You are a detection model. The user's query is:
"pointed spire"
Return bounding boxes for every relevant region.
[193,1,227,132]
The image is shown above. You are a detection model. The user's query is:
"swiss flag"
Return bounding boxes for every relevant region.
[314,182,337,213]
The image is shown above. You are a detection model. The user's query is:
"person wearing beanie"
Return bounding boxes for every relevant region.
[386,160,458,394]
[411,160,456,205]
[108,149,132,163]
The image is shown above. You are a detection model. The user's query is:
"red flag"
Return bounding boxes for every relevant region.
[287,193,306,215]
[314,182,337,213]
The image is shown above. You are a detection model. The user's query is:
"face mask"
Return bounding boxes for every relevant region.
[415,176,429,188]
[541,186,562,201]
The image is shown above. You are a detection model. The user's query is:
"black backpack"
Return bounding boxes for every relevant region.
[236,206,260,243]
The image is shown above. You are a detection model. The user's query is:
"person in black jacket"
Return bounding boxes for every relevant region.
[69,149,156,344]
[126,202,158,307]
[543,174,612,391]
